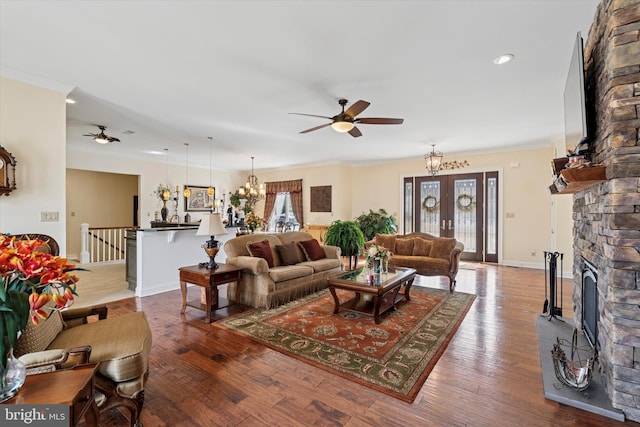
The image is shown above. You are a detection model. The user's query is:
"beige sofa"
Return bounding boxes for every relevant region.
[371,232,464,291]
[224,231,342,308]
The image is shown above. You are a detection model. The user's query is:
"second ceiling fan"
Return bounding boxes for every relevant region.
[290,99,404,138]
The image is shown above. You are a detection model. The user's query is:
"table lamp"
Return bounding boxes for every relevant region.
[196,213,228,269]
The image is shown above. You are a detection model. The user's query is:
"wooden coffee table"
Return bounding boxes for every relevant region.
[327,267,416,324]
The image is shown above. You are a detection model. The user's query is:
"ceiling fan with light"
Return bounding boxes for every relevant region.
[83,125,120,144]
[289,99,404,138]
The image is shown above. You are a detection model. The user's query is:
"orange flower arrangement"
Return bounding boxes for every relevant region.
[0,234,82,368]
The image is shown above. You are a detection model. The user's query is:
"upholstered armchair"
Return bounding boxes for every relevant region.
[15,306,152,427]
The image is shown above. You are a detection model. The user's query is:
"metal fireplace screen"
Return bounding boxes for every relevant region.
[582,258,599,351]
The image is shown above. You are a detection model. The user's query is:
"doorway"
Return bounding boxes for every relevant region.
[403,171,498,262]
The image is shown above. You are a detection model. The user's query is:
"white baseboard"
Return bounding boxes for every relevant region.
[501,259,573,278]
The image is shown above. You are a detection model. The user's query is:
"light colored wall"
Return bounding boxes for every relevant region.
[0,77,67,254]
[66,169,138,257]
[258,146,573,272]
[254,164,353,225]
[2,75,574,271]
[66,150,235,229]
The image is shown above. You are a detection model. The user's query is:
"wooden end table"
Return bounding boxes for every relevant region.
[5,363,100,427]
[179,263,244,322]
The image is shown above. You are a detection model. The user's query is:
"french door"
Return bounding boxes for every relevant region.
[403,172,498,262]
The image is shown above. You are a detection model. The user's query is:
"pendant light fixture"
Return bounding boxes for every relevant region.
[424,144,469,176]
[207,137,215,198]
[238,156,265,201]
[163,148,171,200]
[183,143,191,197]
[424,144,444,176]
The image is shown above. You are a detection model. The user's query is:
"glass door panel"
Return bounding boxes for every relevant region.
[417,178,442,237]
[450,174,483,261]
[405,172,496,262]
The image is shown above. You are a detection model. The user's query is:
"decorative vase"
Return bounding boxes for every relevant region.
[0,348,26,402]
[161,200,168,222]
[372,258,382,274]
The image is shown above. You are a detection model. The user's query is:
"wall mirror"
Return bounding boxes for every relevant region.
[0,145,17,196]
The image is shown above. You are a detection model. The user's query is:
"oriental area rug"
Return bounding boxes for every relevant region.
[217,286,475,402]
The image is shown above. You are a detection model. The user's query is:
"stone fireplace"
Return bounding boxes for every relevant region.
[572,0,640,422]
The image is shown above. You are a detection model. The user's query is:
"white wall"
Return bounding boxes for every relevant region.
[0,77,68,253]
[2,76,573,272]
[66,150,235,228]
[258,146,574,272]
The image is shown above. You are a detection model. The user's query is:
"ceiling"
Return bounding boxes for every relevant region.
[0,0,599,172]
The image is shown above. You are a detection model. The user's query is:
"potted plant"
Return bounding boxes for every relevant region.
[0,234,83,401]
[324,220,365,270]
[355,208,398,241]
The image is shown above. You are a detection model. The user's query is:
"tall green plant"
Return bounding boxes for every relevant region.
[355,208,398,241]
[324,220,365,257]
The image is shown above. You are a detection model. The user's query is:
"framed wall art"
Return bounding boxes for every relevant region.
[184,185,214,212]
[310,185,331,212]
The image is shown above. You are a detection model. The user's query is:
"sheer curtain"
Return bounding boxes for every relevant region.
[264,179,303,228]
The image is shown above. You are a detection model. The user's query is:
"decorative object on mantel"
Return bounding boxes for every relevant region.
[551,328,595,391]
[0,145,17,196]
[0,234,83,401]
[196,213,228,269]
[424,144,469,176]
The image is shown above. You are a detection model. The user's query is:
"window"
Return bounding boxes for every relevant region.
[268,193,299,231]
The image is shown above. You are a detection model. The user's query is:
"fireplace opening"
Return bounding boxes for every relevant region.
[581,258,599,351]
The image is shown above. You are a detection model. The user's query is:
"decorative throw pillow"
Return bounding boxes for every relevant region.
[412,238,433,256]
[375,234,397,253]
[247,240,275,268]
[298,239,326,261]
[276,241,302,266]
[14,310,64,358]
[429,238,457,260]
[395,238,414,256]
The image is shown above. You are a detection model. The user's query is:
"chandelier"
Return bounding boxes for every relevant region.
[424,144,469,176]
[239,156,265,201]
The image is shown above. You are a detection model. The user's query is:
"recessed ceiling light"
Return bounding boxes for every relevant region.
[65,98,76,104]
[493,54,514,65]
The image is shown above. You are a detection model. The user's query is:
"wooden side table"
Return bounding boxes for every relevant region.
[5,363,99,427]
[179,263,244,322]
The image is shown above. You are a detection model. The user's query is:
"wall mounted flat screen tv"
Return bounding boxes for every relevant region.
[563,32,588,154]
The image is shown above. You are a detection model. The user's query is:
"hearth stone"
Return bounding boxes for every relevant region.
[536,315,624,421]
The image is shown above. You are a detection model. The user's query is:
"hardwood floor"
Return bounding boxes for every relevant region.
[90,264,636,426]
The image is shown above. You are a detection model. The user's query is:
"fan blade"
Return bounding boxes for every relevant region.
[356,117,404,125]
[348,126,362,138]
[107,136,121,143]
[345,100,370,118]
[289,113,333,120]
[299,122,332,134]
[83,133,98,137]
